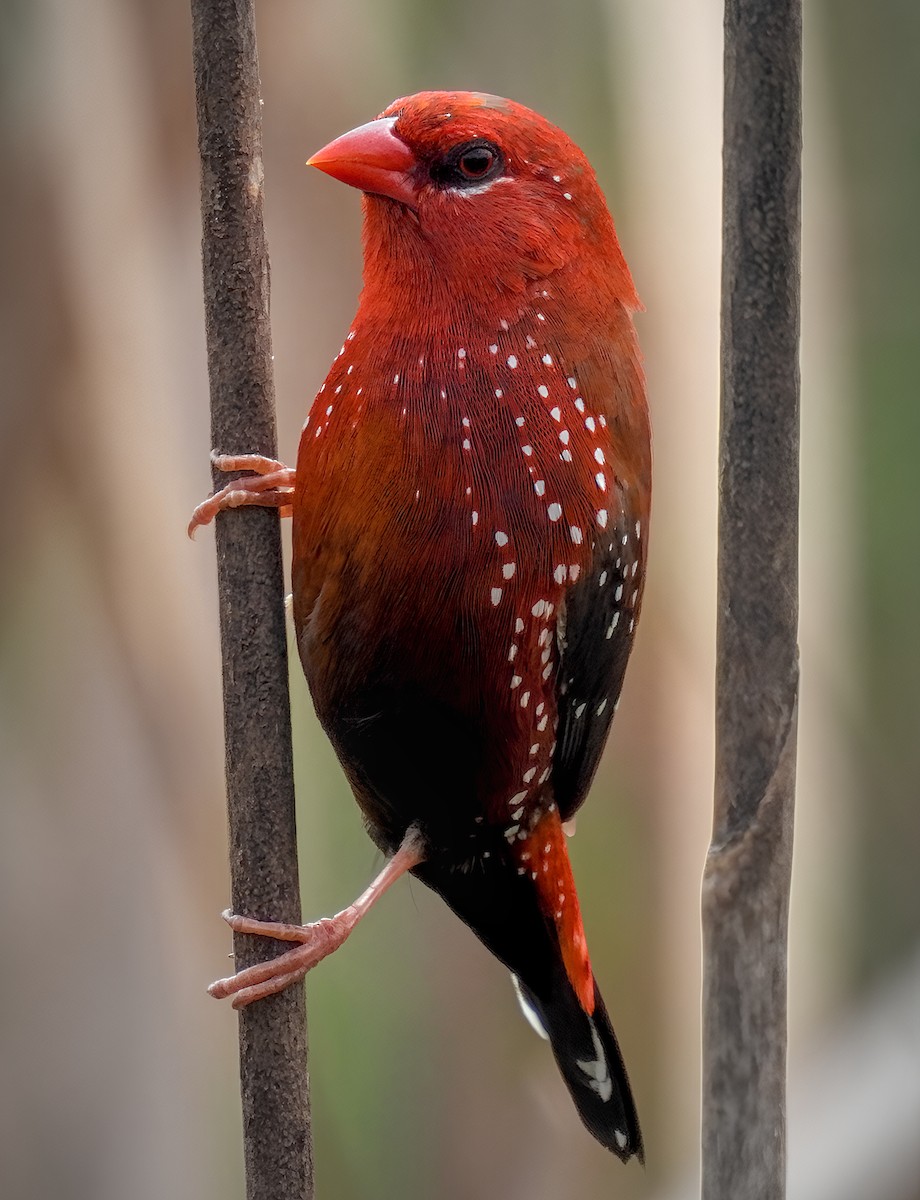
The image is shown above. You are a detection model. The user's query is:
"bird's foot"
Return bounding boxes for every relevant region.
[188,453,296,538]
[208,826,427,1009]
[208,907,359,1008]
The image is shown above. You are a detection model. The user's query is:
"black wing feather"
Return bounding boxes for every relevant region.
[553,484,644,821]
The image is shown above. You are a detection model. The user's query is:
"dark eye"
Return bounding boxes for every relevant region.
[458,147,496,179]
[431,139,504,190]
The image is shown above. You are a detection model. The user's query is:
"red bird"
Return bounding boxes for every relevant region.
[192,91,650,1162]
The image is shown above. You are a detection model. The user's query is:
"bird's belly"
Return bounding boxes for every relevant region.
[295,535,500,857]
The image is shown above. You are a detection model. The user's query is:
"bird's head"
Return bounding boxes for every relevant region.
[309,91,638,327]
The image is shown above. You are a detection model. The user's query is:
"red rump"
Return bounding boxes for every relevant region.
[195,90,650,1164]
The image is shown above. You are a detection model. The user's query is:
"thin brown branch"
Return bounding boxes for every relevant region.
[703,1,802,1197]
[190,2,313,1196]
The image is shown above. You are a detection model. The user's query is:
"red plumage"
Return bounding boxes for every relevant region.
[194,91,650,1163]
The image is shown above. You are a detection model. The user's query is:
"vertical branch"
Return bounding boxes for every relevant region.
[190,2,313,1198]
[702,2,801,1198]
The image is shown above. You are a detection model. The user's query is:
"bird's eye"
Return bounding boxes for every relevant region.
[431,139,504,190]
[458,147,495,179]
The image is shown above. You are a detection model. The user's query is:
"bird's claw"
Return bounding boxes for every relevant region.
[208,909,357,1009]
[187,453,296,538]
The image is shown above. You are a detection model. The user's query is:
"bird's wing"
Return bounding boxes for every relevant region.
[552,481,645,821]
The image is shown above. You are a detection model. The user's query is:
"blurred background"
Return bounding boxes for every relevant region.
[1,1,918,1198]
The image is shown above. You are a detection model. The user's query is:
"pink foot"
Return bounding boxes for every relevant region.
[207,826,426,1009]
[208,908,361,1008]
[188,453,296,538]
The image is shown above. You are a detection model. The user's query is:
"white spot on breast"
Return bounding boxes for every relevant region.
[508,643,518,662]
[472,511,479,525]
[521,444,533,456]
[547,503,562,522]
[511,674,522,689]
[520,691,530,708]
[563,192,573,201]
[569,565,580,582]
[532,599,546,618]
[569,526,583,544]
[523,767,536,783]
[595,472,606,490]
[509,791,527,807]
[606,612,620,638]
[457,348,466,360]
[561,449,573,462]
[500,319,510,331]
[594,448,605,464]
[491,587,503,606]
[542,354,553,365]
[515,416,525,426]
[530,743,539,756]
[536,312,546,322]
[597,699,608,715]
[489,344,498,354]
[495,388,503,398]
[550,406,561,422]
[526,335,537,349]
[537,714,548,732]
[559,429,570,445]
[507,355,518,369]
[534,480,546,496]
[554,564,566,584]
[538,384,549,398]
[542,662,553,680]
[515,617,525,634]
[597,509,608,528]
[631,560,639,576]
[574,703,586,718]
[502,562,516,579]
[495,531,509,547]
[462,439,471,451]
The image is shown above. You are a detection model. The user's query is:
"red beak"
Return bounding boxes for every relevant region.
[308,117,418,207]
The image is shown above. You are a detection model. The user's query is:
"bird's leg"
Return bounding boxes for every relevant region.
[208,826,426,1009]
[187,453,296,538]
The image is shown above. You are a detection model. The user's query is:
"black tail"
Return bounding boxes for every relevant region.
[514,968,643,1162]
[413,853,643,1162]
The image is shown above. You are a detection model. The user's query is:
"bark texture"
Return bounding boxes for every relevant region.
[703,1,802,1197]
[190,2,313,1196]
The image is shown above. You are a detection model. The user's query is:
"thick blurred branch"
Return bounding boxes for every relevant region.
[703,2,801,1198]
[190,2,313,1198]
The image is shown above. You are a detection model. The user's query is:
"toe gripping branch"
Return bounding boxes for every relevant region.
[208,826,426,1009]
[188,453,296,538]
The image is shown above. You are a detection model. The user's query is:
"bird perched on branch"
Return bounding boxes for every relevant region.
[191,90,650,1162]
